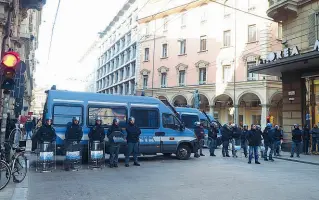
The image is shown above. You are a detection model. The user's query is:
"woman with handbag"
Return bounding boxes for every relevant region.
[107,118,125,168]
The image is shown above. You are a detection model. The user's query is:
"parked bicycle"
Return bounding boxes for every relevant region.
[0,141,27,190]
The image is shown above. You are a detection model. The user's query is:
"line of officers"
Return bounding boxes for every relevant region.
[193,122,284,164]
[32,116,142,168]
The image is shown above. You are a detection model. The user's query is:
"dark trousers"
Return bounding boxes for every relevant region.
[264,142,274,160]
[291,141,301,156]
[222,141,229,156]
[249,146,259,162]
[31,138,37,151]
[125,142,139,164]
[109,144,120,165]
[303,140,309,153]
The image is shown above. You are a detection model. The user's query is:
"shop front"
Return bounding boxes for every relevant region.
[249,43,319,150]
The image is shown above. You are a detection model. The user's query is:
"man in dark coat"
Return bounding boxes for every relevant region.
[302,125,310,154]
[291,124,302,158]
[107,118,124,168]
[262,123,274,161]
[88,117,105,143]
[65,117,83,143]
[125,117,141,167]
[247,124,262,164]
[208,122,218,157]
[241,124,249,158]
[194,121,205,157]
[221,124,232,157]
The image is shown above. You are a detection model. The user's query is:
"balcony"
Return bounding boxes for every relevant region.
[267,0,298,21]
[21,0,46,11]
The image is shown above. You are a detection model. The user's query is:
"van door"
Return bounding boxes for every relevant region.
[161,113,183,153]
[130,107,161,154]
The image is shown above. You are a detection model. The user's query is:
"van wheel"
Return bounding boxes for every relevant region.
[176,144,191,160]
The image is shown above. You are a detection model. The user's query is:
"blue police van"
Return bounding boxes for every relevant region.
[41,90,198,160]
[174,107,222,147]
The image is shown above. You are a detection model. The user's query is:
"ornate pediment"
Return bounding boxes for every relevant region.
[140,69,151,75]
[175,63,188,71]
[242,53,259,62]
[157,66,169,73]
[195,60,210,68]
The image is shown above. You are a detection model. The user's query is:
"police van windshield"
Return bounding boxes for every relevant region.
[181,115,199,129]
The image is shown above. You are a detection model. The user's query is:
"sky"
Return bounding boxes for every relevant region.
[34,0,127,91]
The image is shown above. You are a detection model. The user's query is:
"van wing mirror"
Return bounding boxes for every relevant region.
[180,122,185,131]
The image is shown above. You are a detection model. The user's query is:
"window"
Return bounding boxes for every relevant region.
[143,75,148,89]
[179,70,185,86]
[200,36,207,51]
[278,22,282,40]
[252,115,261,125]
[247,61,258,81]
[53,105,82,125]
[179,40,186,55]
[88,106,127,127]
[223,30,231,47]
[201,4,208,22]
[248,24,257,42]
[199,68,206,84]
[163,16,168,31]
[223,65,232,82]
[131,108,159,128]
[161,72,167,87]
[224,0,231,17]
[162,44,168,58]
[162,113,181,130]
[145,22,149,35]
[181,12,186,27]
[144,48,149,61]
[181,115,199,129]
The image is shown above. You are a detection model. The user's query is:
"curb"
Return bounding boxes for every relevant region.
[274,156,319,166]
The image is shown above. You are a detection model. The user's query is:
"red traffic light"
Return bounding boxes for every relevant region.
[2,51,20,68]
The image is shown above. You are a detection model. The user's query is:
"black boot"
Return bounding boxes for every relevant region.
[255,161,261,164]
[264,158,268,161]
[134,162,140,166]
[114,164,118,168]
[200,153,205,156]
[109,164,114,168]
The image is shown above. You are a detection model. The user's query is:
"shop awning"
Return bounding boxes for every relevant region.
[248,51,319,77]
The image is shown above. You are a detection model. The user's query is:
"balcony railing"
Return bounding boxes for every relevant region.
[267,0,298,21]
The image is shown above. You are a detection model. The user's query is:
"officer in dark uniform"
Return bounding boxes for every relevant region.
[65,117,83,144]
[291,124,302,158]
[34,117,56,146]
[194,121,205,157]
[208,122,218,157]
[88,117,105,144]
[263,123,274,161]
[125,117,141,167]
[107,118,124,168]
[241,124,249,158]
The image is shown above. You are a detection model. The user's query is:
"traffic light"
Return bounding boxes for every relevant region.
[1,51,20,91]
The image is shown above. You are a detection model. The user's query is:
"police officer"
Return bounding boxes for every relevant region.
[231,124,241,158]
[291,124,302,158]
[247,124,261,164]
[125,117,141,167]
[263,123,274,161]
[256,125,264,158]
[107,118,124,168]
[88,117,105,144]
[221,124,232,157]
[208,122,218,157]
[65,117,83,144]
[241,124,249,158]
[34,117,56,145]
[273,125,283,156]
[194,122,205,157]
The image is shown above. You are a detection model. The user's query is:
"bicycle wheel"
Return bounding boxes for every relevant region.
[12,154,27,183]
[0,160,11,190]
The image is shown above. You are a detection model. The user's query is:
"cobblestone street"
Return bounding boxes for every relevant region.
[24,149,319,200]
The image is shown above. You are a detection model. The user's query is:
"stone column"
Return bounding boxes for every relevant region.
[234,105,239,125]
[261,104,270,129]
[210,105,214,116]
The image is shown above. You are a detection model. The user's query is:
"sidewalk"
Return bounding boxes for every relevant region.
[0,151,30,200]
[274,151,319,165]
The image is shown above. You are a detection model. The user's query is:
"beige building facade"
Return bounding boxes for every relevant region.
[250,0,319,146]
[137,0,283,128]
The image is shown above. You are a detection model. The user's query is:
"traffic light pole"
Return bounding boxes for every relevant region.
[0,0,14,159]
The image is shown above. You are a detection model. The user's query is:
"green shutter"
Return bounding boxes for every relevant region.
[308,13,316,46]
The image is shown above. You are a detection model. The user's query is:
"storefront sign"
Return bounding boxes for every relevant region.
[289,97,295,101]
[258,46,300,64]
[288,91,295,95]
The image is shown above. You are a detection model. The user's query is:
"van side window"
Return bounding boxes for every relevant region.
[181,115,198,129]
[130,108,159,129]
[88,106,127,127]
[162,113,180,130]
[53,105,83,125]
